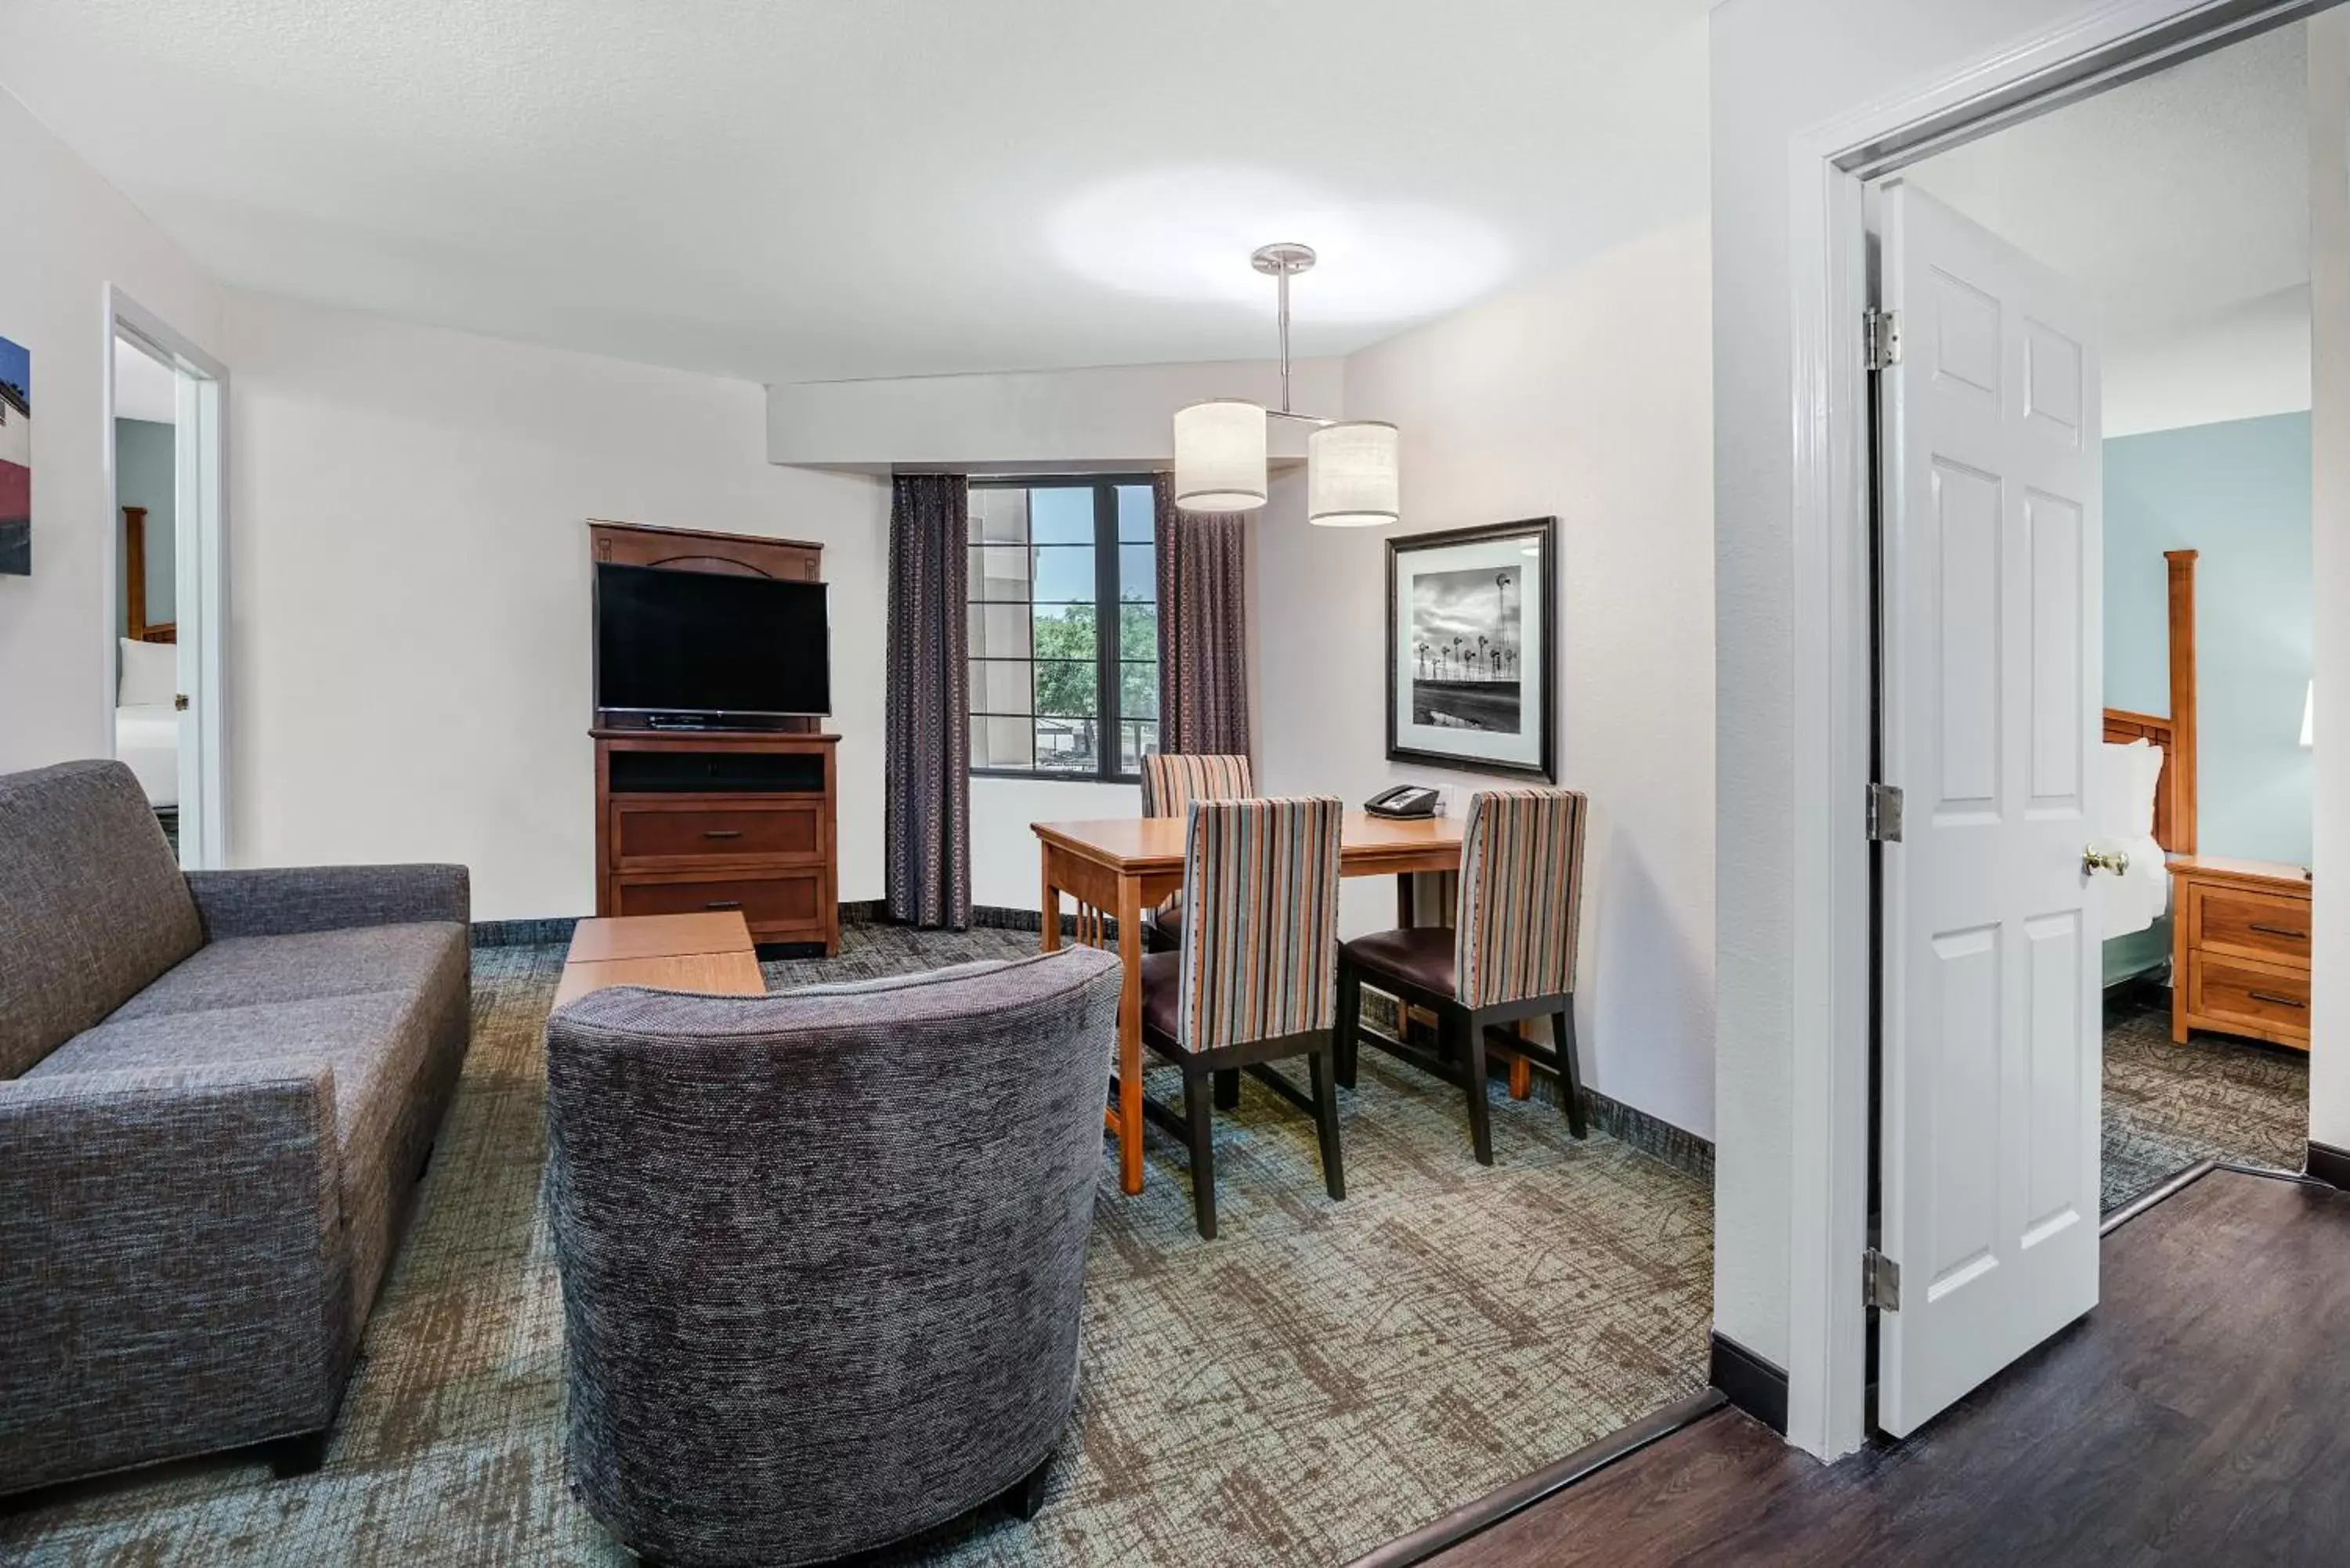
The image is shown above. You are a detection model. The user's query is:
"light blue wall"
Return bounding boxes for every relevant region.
[2106,411,2312,865]
[114,417,174,634]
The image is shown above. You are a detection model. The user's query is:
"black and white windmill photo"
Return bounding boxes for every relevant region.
[1410,565,1523,733]
[1386,518,1556,779]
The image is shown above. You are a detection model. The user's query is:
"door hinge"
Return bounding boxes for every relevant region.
[1866,782,1904,844]
[1864,1248,1902,1311]
[173,693,190,713]
[1864,307,1902,370]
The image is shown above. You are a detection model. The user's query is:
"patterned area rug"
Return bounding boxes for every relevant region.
[2100,985,2309,1212]
[2,928,1712,1568]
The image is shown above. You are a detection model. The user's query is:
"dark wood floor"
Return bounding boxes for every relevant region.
[1428,1169,2350,1566]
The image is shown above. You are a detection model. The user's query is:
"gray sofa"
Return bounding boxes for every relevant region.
[544,948,1123,1567]
[0,759,471,1496]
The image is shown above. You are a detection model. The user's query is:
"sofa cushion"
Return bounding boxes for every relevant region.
[29,987,438,1328]
[0,761,203,1079]
[109,922,464,1022]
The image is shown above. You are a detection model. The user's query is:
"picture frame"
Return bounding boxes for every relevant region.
[0,333,29,577]
[1385,517,1556,779]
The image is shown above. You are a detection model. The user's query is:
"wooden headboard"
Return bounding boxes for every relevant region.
[2102,548,2197,854]
[122,506,176,645]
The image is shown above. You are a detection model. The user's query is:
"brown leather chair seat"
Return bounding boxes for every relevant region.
[1342,926,1455,999]
[1148,899,1183,954]
[1138,949,1184,1043]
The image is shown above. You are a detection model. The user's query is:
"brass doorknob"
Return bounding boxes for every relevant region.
[2083,846,2130,876]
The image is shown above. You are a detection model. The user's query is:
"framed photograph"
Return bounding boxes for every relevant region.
[1386,517,1556,779]
[0,333,28,576]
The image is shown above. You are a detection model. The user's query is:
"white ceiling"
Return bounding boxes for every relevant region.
[1904,22,2308,345]
[113,336,178,424]
[0,1,1713,385]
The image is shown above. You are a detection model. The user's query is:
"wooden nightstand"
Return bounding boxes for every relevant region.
[2170,854,2314,1051]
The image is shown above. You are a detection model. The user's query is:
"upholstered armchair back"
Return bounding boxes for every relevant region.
[1138,752,1253,818]
[1455,788,1589,1009]
[544,947,1123,1567]
[1173,795,1344,1051]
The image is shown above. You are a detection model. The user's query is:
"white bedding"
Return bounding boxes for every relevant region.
[115,703,179,807]
[2099,739,2169,940]
[2105,831,2169,938]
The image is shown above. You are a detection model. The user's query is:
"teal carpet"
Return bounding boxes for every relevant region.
[2,930,1715,1566]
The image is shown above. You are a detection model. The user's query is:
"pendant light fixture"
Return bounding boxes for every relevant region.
[1172,243,1400,528]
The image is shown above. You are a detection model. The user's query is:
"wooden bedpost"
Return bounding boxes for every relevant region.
[2165,549,2198,855]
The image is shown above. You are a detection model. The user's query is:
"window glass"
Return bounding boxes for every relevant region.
[966,480,1162,781]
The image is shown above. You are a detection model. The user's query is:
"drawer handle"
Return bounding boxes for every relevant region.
[2247,991,2307,1010]
[704,900,743,911]
[702,829,746,840]
[2249,923,2306,940]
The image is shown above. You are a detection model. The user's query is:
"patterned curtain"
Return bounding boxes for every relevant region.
[1152,473,1253,757]
[884,475,971,929]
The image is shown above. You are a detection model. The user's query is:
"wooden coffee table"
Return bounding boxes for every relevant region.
[553,912,767,1009]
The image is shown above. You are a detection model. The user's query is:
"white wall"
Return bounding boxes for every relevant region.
[1706,0,2219,1406]
[219,291,889,921]
[971,776,1139,911]
[1253,219,1719,1139]
[768,356,1343,471]
[2308,8,2350,1157]
[0,85,220,772]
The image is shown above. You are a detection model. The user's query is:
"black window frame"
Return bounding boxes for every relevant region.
[967,473,1159,784]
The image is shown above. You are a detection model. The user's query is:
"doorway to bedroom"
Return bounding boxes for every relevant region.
[108,292,228,869]
[1878,19,2316,1229]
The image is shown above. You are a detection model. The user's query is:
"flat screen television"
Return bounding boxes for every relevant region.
[595,562,831,724]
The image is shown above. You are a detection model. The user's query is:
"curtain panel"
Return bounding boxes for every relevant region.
[884,474,972,929]
[1152,473,1253,757]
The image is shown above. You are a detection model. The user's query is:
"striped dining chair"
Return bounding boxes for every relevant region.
[1334,788,1589,1165]
[1137,753,1254,953]
[1135,795,1346,1239]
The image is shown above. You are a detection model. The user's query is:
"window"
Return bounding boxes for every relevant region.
[968,477,1159,780]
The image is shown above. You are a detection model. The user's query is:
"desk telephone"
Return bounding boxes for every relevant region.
[1364,785,1442,820]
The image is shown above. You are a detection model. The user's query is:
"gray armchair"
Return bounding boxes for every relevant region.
[544,946,1123,1567]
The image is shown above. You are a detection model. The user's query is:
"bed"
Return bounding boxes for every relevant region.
[115,634,179,808]
[2100,548,2198,988]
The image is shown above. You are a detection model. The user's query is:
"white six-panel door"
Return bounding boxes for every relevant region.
[1876,182,2106,1438]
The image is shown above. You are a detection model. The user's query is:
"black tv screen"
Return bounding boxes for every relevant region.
[595,563,831,720]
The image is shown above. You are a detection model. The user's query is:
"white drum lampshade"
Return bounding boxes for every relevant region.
[1307,421,1400,527]
[1173,399,1269,511]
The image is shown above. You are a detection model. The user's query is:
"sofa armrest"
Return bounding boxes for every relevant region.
[0,1063,349,1495]
[186,863,471,938]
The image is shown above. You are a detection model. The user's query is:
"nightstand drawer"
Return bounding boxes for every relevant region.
[2186,952,2311,1040]
[2186,883,2311,964]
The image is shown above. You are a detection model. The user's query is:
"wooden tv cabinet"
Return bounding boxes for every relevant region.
[593,728,841,954]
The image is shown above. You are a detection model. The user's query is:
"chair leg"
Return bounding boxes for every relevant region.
[1309,1050,1346,1201]
[1333,956,1362,1089]
[1213,1068,1241,1111]
[1455,1010,1494,1166]
[1553,1007,1588,1140]
[1000,1451,1054,1521]
[1183,1069,1218,1240]
[263,1430,330,1479]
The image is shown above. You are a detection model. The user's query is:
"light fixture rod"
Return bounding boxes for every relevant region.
[1250,242,1316,419]
[1277,266,1291,414]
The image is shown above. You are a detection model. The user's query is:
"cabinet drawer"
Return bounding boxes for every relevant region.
[2187,883,2312,964]
[612,870,831,934]
[611,800,824,868]
[2186,952,2311,1042]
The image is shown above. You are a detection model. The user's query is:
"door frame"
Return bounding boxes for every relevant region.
[104,286,232,869]
[1781,0,2332,1458]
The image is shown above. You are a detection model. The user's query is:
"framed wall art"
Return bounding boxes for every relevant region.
[1386,516,1555,779]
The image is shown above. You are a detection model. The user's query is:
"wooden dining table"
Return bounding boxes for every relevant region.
[1034,811,1466,1196]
